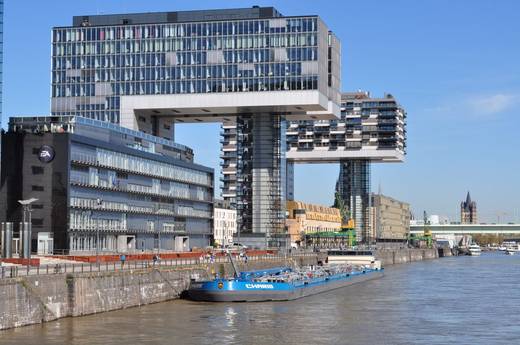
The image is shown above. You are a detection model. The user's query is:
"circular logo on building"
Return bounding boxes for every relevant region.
[38,145,55,163]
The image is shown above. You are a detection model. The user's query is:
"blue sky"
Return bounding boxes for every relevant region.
[3,0,520,222]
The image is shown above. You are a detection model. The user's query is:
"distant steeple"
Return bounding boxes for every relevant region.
[461,191,477,224]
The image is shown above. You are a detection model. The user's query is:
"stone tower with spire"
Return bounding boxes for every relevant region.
[460,192,477,224]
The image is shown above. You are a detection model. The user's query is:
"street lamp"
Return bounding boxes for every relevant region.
[18,198,39,223]
[95,198,102,263]
[156,204,161,255]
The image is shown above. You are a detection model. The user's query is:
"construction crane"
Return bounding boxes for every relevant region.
[407,210,432,248]
[334,192,356,247]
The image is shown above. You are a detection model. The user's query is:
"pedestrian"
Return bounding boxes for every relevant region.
[120,254,126,268]
[152,254,158,266]
[244,254,248,264]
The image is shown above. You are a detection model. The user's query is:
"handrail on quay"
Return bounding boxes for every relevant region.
[0,252,316,279]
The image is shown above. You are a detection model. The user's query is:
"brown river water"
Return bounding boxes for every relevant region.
[1,253,519,345]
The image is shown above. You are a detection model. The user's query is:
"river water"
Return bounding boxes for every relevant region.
[2,253,520,345]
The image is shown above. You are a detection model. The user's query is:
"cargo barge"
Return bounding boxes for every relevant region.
[187,257,384,302]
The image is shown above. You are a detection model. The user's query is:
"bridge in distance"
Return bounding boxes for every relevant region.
[410,224,520,235]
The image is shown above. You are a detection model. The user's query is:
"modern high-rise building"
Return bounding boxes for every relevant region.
[51,6,341,246]
[221,91,406,242]
[1,116,214,253]
[335,92,406,241]
[460,192,477,224]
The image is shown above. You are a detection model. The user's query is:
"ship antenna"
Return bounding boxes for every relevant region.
[226,249,241,278]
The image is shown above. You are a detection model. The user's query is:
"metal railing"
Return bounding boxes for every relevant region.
[0,253,316,279]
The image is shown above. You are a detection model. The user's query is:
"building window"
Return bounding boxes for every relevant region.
[32,218,44,227]
[32,185,44,192]
[32,166,44,175]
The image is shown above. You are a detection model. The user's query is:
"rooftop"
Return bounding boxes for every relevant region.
[71,7,284,27]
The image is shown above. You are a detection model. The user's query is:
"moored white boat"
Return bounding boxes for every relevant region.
[505,243,519,255]
[468,244,481,256]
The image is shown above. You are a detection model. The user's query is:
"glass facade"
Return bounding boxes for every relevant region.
[286,92,406,154]
[51,15,327,123]
[5,115,214,253]
[68,140,213,252]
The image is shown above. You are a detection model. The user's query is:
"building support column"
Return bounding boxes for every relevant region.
[235,114,286,247]
[286,161,294,201]
[338,159,371,243]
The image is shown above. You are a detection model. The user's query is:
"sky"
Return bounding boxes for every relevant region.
[2,0,520,222]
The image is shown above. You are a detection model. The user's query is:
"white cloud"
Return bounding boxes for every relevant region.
[467,93,519,115]
[422,92,520,119]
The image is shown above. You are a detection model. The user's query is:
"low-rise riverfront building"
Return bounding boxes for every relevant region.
[0,116,214,254]
[370,193,410,243]
[213,199,236,246]
[285,200,342,244]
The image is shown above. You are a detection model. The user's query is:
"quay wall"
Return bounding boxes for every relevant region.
[0,255,320,331]
[374,248,445,266]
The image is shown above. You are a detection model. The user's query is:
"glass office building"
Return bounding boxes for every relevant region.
[50,7,341,245]
[1,116,213,253]
[51,7,340,128]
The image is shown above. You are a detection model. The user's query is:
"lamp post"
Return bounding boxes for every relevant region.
[95,198,102,263]
[156,204,161,255]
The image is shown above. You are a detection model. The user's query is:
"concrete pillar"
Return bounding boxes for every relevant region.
[19,222,31,259]
[235,114,286,245]
[1,222,13,258]
[286,161,294,201]
[338,159,371,243]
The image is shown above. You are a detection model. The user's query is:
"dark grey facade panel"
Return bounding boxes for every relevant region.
[0,132,70,251]
[72,7,281,27]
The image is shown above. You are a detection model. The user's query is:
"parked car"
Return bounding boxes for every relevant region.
[225,243,248,250]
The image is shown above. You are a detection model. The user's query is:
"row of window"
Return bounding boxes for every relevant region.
[70,210,127,231]
[53,48,318,70]
[53,34,319,56]
[54,18,319,42]
[70,168,211,203]
[70,196,212,219]
[71,147,212,186]
[54,61,316,84]
[53,76,319,97]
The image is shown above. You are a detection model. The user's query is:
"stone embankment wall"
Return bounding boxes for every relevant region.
[374,248,446,266]
[0,255,320,331]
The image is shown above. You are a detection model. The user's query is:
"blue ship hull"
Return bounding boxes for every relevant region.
[188,268,384,302]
